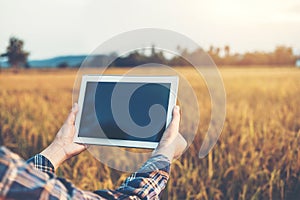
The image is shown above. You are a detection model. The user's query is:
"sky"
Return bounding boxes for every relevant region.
[0,0,299,59]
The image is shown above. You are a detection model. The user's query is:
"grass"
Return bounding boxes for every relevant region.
[0,67,300,200]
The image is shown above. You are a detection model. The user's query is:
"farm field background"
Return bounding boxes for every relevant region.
[0,67,300,200]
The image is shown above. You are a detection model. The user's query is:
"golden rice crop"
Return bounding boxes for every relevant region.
[0,67,299,200]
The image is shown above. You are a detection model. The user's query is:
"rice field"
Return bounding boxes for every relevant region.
[0,67,299,200]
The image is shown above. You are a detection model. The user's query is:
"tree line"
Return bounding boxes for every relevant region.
[112,45,298,67]
[208,45,297,66]
[0,37,299,69]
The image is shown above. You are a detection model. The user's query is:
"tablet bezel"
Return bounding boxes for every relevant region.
[73,75,178,149]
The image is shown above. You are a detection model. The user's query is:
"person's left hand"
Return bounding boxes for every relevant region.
[40,103,87,170]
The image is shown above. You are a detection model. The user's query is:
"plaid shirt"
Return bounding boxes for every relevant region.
[0,146,170,200]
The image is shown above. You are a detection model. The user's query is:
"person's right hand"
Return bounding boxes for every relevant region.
[40,103,87,170]
[152,106,187,161]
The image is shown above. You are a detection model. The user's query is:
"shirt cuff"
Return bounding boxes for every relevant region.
[112,154,171,199]
[138,154,171,173]
[26,154,55,175]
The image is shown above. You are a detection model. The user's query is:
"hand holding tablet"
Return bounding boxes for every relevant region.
[74,75,179,149]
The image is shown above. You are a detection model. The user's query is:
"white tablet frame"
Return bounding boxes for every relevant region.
[74,75,178,149]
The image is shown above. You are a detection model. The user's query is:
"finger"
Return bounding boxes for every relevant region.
[165,106,180,136]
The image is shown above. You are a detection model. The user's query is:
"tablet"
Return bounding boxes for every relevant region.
[74,75,178,149]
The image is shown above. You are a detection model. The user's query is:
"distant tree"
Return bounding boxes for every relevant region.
[168,55,190,66]
[58,62,68,68]
[215,47,220,57]
[151,44,156,57]
[3,37,30,69]
[24,62,30,69]
[168,46,190,66]
[150,46,167,64]
[224,45,230,57]
[207,45,222,65]
[271,46,296,65]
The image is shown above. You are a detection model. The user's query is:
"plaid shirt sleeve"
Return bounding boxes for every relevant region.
[26,154,55,176]
[0,146,170,200]
[94,154,171,200]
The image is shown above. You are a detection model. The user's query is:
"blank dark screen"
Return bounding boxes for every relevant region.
[78,82,171,142]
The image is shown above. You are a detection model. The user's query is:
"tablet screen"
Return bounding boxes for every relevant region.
[78,81,171,142]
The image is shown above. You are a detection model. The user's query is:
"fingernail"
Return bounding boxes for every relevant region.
[176,106,180,111]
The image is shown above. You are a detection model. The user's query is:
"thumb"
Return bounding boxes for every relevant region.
[167,106,180,133]
[161,106,180,143]
[66,103,79,125]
